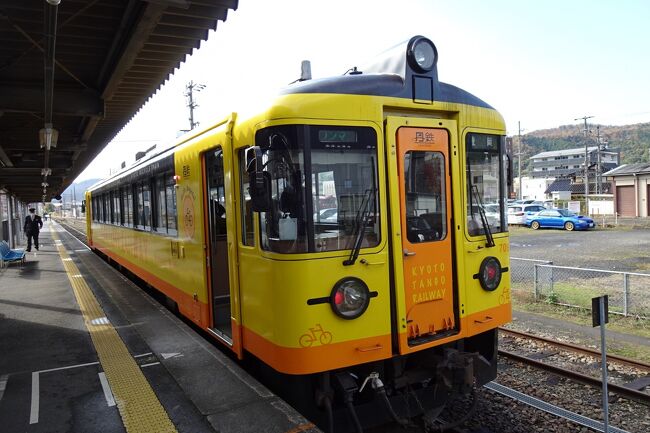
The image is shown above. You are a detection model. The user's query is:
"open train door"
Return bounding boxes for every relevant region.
[385,117,459,354]
[202,143,244,358]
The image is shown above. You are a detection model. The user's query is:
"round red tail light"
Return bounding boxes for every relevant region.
[330,278,370,320]
[478,257,502,292]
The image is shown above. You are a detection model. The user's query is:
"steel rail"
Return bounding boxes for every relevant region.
[499,349,650,405]
[499,327,650,371]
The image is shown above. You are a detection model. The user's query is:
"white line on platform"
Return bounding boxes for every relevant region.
[98,372,116,407]
[0,374,8,402]
[29,372,39,424]
[140,362,161,368]
[36,353,153,375]
[37,360,99,374]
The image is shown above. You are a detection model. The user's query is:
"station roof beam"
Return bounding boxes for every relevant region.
[0,0,238,202]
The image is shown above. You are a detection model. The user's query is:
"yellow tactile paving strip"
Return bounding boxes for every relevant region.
[52,228,177,433]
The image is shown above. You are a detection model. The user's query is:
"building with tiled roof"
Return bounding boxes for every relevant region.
[604,163,650,217]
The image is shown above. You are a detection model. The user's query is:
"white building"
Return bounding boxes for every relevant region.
[530,146,619,179]
[514,176,555,201]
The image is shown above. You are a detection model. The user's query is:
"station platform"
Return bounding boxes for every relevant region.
[0,220,320,433]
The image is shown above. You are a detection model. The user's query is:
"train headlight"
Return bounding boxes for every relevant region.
[330,278,370,320]
[407,36,437,73]
[478,257,502,292]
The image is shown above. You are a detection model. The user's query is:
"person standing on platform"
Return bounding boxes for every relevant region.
[24,208,43,252]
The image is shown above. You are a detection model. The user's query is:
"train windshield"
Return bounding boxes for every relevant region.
[255,125,380,254]
[465,133,507,236]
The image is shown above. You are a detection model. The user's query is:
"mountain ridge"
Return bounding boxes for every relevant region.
[518,122,650,174]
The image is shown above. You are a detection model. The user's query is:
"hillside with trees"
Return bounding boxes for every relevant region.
[58,178,102,203]
[516,122,650,175]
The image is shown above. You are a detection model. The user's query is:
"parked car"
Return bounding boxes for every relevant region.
[507,204,545,225]
[532,200,554,209]
[526,209,595,231]
[481,203,500,227]
[314,207,338,223]
[510,199,536,205]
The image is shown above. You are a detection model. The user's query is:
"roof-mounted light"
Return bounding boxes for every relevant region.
[407,36,437,73]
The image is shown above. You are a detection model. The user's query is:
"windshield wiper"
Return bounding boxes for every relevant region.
[343,187,375,266]
[471,185,495,248]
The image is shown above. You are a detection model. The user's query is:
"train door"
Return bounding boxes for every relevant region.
[204,149,233,343]
[386,117,458,353]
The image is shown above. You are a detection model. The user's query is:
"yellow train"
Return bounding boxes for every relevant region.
[86,36,511,431]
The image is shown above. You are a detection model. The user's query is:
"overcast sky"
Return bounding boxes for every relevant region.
[76,0,650,182]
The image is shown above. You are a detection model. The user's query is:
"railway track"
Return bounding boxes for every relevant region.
[498,327,650,405]
[500,327,650,371]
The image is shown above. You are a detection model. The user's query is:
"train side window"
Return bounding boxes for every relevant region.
[120,188,125,225]
[142,181,151,230]
[126,185,133,227]
[155,176,166,232]
[466,134,507,236]
[122,186,129,227]
[102,194,107,223]
[134,183,142,229]
[165,173,177,236]
[108,191,112,224]
[239,148,255,246]
[114,189,121,225]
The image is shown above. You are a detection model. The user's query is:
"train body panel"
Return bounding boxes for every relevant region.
[85,36,511,430]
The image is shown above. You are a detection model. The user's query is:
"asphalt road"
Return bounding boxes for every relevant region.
[509,225,650,272]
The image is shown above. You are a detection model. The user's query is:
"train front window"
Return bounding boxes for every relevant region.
[256,125,379,254]
[465,133,507,236]
[403,151,446,243]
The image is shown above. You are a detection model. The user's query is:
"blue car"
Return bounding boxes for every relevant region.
[526,208,595,231]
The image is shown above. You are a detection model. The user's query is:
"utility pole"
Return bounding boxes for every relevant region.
[575,115,594,204]
[595,126,602,195]
[73,183,77,218]
[184,81,206,130]
[518,121,523,200]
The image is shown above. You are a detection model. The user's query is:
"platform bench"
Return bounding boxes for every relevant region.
[0,240,26,267]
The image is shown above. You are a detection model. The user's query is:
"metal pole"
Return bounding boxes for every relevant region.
[518,121,523,200]
[599,297,610,433]
[549,261,554,294]
[7,195,14,248]
[596,126,602,195]
[623,273,629,317]
[533,264,539,301]
[73,184,77,219]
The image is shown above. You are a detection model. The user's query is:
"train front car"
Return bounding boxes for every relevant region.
[236,36,511,431]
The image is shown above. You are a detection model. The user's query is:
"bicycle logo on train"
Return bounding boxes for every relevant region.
[299,323,333,348]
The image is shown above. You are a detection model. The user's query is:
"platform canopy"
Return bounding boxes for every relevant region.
[0,0,238,202]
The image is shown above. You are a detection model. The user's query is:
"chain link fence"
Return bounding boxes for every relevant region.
[510,257,650,319]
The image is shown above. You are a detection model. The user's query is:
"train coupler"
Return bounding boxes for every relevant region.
[438,349,485,395]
